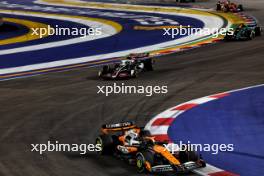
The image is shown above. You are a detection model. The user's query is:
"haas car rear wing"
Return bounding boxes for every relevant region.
[101,122,136,133]
[127,52,151,61]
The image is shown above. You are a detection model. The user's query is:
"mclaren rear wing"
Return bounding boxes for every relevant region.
[101,121,137,134]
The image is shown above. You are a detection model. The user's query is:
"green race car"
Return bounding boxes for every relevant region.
[225,24,262,41]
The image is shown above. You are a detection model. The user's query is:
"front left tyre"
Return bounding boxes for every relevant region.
[95,135,114,155]
[136,151,154,173]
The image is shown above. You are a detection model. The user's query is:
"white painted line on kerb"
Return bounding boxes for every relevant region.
[0,10,118,55]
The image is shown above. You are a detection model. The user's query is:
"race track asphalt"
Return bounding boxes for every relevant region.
[0,0,263,176]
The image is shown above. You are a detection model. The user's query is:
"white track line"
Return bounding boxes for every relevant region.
[0,10,118,55]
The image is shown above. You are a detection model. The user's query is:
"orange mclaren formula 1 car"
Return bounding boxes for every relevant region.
[95,122,206,174]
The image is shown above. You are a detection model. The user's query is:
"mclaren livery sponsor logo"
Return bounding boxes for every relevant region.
[152,165,173,172]
[104,122,133,128]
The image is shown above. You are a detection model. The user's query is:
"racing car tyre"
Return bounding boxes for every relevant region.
[102,65,110,74]
[98,65,110,78]
[143,59,154,71]
[216,4,221,11]
[136,151,154,173]
[96,135,114,155]
[248,30,255,40]
[224,33,233,41]
[98,71,102,77]
[238,4,244,11]
[179,150,199,163]
[255,27,262,36]
[131,70,139,78]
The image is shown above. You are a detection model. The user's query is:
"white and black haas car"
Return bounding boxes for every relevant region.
[98,53,154,80]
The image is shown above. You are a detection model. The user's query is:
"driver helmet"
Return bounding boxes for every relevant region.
[125,129,140,145]
[126,129,138,138]
[120,60,131,66]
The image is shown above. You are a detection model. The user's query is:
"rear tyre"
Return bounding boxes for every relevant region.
[131,70,138,78]
[99,65,110,78]
[238,4,244,11]
[248,30,255,40]
[143,59,154,71]
[216,4,221,11]
[179,150,199,163]
[255,27,262,36]
[102,65,110,74]
[95,135,114,155]
[98,71,102,77]
[224,33,233,41]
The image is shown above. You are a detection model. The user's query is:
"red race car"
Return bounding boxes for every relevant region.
[216,0,244,12]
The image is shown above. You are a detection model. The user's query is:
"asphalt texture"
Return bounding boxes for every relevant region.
[0,0,263,176]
